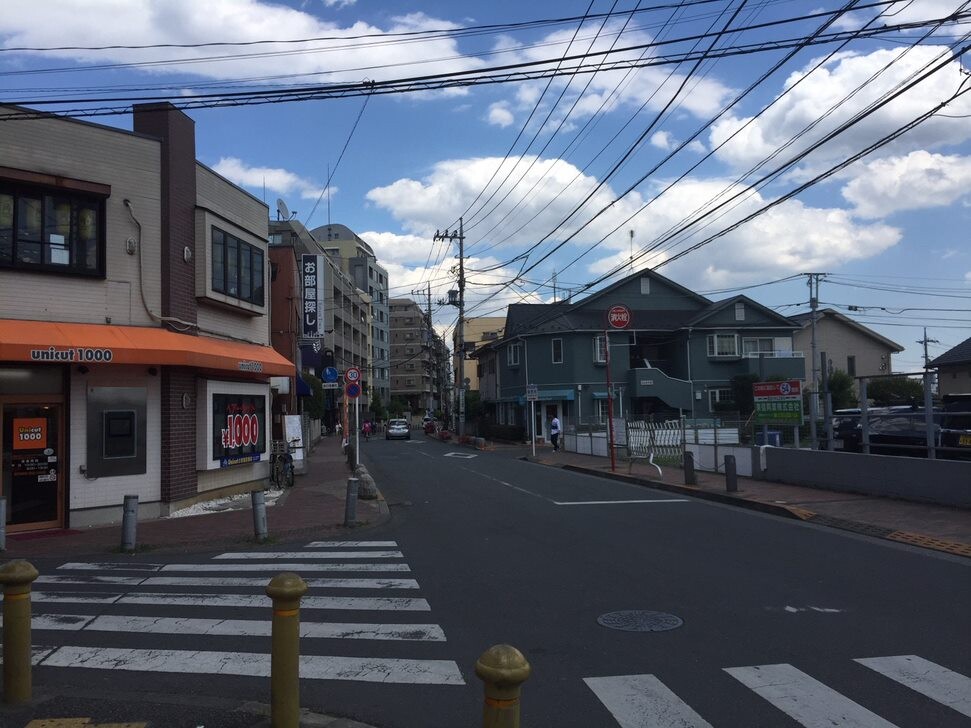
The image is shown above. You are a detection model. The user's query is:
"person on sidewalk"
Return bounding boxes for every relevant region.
[550,416,561,452]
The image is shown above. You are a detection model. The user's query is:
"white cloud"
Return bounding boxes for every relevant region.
[487,102,514,128]
[841,151,971,218]
[650,131,673,150]
[710,45,971,178]
[687,140,707,154]
[0,1,484,84]
[212,157,332,203]
[321,0,356,7]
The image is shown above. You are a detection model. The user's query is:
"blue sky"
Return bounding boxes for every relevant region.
[2,0,970,373]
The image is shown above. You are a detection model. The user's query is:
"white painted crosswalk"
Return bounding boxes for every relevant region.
[26,539,466,686]
[586,656,971,727]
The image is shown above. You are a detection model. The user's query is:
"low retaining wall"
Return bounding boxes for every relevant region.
[687,444,754,477]
[761,448,971,508]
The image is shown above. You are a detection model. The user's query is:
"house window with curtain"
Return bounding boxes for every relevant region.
[742,337,774,356]
[593,335,607,363]
[707,334,738,357]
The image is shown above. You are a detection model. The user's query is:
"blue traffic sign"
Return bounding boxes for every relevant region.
[346,382,361,399]
[323,367,339,383]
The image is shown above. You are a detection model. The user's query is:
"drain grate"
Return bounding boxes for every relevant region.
[597,610,683,632]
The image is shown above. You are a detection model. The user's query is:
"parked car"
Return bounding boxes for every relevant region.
[386,419,411,441]
[940,393,971,460]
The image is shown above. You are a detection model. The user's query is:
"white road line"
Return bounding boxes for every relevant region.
[141,577,420,589]
[553,499,690,506]
[856,655,971,718]
[33,591,431,610]
[304,541,398,547]
[584,674,714,727]
[57,562,411,573]
[443,452,477,458]
[212,551,403,560]
[37,575,148,585]
[36,645,465,685]
[23,614,446,641]
[57,562,164,572]
[724,663,899,727]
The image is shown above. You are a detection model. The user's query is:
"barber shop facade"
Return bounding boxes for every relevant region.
[0,102,293,532]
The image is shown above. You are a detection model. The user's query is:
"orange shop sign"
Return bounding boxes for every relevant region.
[13,417,47,450]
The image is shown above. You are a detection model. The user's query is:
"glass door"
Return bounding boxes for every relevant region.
[2,403,64,531]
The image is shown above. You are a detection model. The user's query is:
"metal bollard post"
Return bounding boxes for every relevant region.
[475,644,531,728]
[266,572,308,728]
[344,477,359,527]
[725,455,737,493]
[121,494,139,552]
[252,490,268,543]
[0,560,40,704]
[683,451,696,485]
[0,496,6,551]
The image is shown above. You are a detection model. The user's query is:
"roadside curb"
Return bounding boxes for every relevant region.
[547,461,971,560]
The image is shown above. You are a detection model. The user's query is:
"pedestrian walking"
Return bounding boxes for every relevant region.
[363,420,372,441]
[550,416,561,452]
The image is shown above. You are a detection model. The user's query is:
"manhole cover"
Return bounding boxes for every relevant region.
[597,610,683,632]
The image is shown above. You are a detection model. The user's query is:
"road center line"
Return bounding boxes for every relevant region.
[553,499,690,506]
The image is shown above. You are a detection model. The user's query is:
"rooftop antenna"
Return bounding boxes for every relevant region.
[629,229,634,271]
[276,198,292,221]
[327,162,331,227]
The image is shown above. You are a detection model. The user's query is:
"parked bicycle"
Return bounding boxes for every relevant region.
[269,437,301,489]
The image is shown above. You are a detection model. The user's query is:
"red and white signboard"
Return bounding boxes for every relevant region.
[753,380,801,398]
[344,367,361,384]
[607,304,632,329]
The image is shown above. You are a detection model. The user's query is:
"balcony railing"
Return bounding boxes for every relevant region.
[741,350,804,358]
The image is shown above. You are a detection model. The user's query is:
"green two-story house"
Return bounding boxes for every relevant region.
[475,268,804,440]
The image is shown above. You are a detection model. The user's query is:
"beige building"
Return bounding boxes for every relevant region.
[0,103,292,532]
[790,309,904,391]
[930,336,971,396]
[457,316,505,392]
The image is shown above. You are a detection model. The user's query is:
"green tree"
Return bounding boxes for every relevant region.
[301,372,325,420]
[866,376,924,406]
[370,392,386,423]
[389,396,408,417]
[827,369,856,410]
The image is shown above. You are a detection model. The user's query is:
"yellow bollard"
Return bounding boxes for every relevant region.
[0,559,40,704]
[475,644,531,728]
[265,572,308,728]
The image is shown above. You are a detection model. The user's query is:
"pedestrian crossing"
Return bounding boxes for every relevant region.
[21,539,466,686]
[585,655,971,727]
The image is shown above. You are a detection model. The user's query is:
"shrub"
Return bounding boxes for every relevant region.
[481,423,526,442]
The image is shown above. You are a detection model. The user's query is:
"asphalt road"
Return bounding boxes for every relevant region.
[16,435,971,728]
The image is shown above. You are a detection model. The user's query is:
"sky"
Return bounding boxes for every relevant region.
[2,0,970,374]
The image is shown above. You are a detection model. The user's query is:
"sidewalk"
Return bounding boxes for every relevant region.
[1,436,388,561]
[509,443,971,559]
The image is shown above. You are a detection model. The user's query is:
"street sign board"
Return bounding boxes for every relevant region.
[607,304,632,329]
[321,382,340,390]
[323,367,339,383]
[346,382,361,399]
[526,384,538,402]
[344,367,361,384]
[753,380,803,425]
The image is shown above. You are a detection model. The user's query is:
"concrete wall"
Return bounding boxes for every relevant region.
[762,447,971,508]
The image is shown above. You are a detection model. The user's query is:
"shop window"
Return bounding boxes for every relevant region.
[211,225,264,306]
[0,185,104,276]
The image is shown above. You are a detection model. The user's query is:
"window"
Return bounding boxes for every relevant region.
[552,338,563,364]
[0,185,104,276]
[742,337,774,355]
[734,302,745,321]
[707,334,738,357]
[708,387,733,410]
[507,343,521,366]
[593,335,607,363]
[211,226,264,306]
[595,399,610,423]
[640,276,650,294]
[847,355,856,377]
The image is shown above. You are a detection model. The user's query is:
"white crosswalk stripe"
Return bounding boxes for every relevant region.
[586,657,971,727]
[28,540,464,686]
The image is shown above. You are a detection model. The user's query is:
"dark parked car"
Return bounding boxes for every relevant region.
[940,393,971,460]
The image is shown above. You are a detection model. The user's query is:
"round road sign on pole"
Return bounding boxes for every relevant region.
[344,367,361,384]
[346,382,361,399]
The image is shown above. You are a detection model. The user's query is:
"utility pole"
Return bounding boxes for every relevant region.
[434,219,466,437]
[918,327,939,368]
[807,273,822,450]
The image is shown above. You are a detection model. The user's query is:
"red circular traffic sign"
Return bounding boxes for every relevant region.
[607,304,632,329]
[345,382,361,399]
[344,367,361,383]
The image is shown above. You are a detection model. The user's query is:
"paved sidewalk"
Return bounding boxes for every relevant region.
[499,442,971,559]
[1,436,388,560]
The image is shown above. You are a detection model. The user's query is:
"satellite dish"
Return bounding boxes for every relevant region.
[276,198,291,221]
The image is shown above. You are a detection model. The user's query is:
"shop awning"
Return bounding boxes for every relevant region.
[0,319,293,377]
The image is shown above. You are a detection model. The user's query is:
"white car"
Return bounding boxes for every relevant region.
[386,419,411,440]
